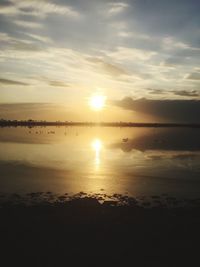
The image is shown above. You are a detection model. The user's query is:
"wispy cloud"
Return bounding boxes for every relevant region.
[187,72,200,80]
[0,32,13,42]
[147,88,199,98]
[0,31,44,51]
[0,0,80,18]
[107,2,129,15]
[147,88,166,95]
[13,20,43,29]
[23,33,52,43]
[0,103,75,121]
[48,81,69,87]
[101,61,128,77]
[173,90,199,97]
[103,46,156,62]
[162,36,200,52]
[86,57,128,77]
[162,37,190,50]
[0,78,29,86]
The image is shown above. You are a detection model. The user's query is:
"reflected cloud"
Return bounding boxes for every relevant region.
[146,152,200,161]
[110,128,200,152]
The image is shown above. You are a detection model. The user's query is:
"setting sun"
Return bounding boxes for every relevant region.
[89,95,106,111]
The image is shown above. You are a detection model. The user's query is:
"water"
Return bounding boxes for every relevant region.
[0,126,200,197]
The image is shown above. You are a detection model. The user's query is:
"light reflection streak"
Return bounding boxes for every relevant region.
[91,138,102,168]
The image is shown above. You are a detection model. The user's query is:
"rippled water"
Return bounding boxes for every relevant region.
[0,126,200,197]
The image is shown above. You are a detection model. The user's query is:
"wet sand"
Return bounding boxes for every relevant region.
[1,192,200,266]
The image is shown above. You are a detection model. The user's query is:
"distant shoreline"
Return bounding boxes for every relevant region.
[0,120,200,128]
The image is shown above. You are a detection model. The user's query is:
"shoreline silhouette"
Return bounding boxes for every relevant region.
[1,192,200,266]
[0,119,200,128]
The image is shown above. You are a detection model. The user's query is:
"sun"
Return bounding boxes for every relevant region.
[89,95,106,111]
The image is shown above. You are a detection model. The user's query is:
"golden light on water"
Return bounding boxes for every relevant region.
[89,95,106,111]
[91,138,102,167]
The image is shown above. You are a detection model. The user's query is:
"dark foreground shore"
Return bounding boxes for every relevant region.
[1,193,200,267]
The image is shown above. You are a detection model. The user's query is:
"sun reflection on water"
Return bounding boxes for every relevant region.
[91,138,102,168]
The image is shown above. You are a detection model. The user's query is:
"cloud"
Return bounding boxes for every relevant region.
[86,57,128,77]
[0,103,53,111]
[0,78,29,86]
[118,31,150,40]
[113,97,200,123]
[23,33,52,43]
[100,62,128,77]
[162,37,200,55]
[162,37,190,50]
[0,32,13,42]
[103,46,156,62]
[0,32,44,52]
[12,41,42,52]
[171,153,200,160]
[173,90,199,97]
[161,57,187,67]
[48,81,69,87]
[117,31,132,38]
[0,2,18,16]
[107,2,129,15]
[147,88,165,95]
[0,0,80,18]
[160,37,200,67]
[187,72,200,80]
[0,103,76,121]
[0,103,58,119]
[147,88,200,98]
[0,1,12,7]
[13,20,43,29]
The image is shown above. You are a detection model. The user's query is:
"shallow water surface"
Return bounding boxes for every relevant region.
[0,126,200,197]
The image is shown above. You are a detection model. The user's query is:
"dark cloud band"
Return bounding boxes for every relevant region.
[114,97,200,123]
[0,78,29,86]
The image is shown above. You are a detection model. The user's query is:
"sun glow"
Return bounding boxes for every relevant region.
[89,95,106,111]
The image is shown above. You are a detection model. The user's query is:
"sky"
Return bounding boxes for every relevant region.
[0,0,199,122]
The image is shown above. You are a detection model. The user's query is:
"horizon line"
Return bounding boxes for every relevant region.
[0,119,200,128]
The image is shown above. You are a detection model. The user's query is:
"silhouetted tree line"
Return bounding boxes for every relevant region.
[0,119,200,128]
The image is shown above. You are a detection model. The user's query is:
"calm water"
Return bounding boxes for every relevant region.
[0,126,200,197]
